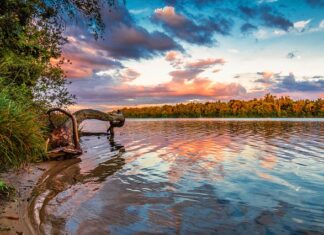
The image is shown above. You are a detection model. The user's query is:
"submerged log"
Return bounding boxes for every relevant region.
[47,146,83,159]
[73,109,125,124]
[46,108,125,159]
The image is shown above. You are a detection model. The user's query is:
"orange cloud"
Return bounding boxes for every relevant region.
[259,71,274,79]
[165,50,180,61]
[154,6,186,26]
[113,77,246,99]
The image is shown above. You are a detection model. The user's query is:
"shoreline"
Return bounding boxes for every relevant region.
[124,117,324,121]
[0,161,59,234]
[0,134,124,234]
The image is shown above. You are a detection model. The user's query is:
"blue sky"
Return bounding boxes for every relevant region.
[56,0,324,110]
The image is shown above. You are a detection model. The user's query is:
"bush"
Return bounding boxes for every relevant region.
[0,92,46,171]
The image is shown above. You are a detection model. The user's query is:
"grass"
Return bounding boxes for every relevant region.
[0,92,46,171]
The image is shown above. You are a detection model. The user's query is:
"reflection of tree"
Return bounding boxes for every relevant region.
[80,154,125,184]
[72,138,126,184]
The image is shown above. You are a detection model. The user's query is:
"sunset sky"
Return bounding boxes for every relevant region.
[60,0,324,110]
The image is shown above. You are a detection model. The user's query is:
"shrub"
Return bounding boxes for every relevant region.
[0,92,46,171]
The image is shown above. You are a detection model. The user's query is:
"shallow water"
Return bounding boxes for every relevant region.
[33,119,324,234]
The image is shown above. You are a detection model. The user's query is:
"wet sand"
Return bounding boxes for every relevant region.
[0,158,92,234]
[0,160,73,234]
[0,136,124,234]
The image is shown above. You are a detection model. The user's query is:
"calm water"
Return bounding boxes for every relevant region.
[33,119,324,234]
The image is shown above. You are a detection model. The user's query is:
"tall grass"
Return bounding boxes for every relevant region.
[0,92,46,171]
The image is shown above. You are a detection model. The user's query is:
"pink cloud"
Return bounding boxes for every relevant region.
[186,58,225,68]
[119,68,140,82]
[164,50,226,72]
[51,39,122,79]
[169,69,203,82]
[212,69,221,73]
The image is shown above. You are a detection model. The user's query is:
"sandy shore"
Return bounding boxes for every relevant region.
[0,161,58,235]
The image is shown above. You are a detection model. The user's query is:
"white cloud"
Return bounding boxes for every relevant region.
[319,20,324,28]
[273,30,286,36]
[129,8,148,14]
[228,49,239,54]
[254,18,322,40]
[254,28,287,39]
[96,70,114,76]
[294,19,312,31]
[254,29,268,39]
[307,19,324,33]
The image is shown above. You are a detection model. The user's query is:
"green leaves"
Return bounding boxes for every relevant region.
[0,0,74,108]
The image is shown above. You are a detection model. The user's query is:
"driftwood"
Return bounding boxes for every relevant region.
[46,108,125,159]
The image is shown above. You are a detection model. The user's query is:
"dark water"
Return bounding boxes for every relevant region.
[33,119,324,234]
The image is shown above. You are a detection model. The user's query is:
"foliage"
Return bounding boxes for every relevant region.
[0,0,76,109]
[122,94,324,118]
[0,0,124,109]
[0,0,124,171]
[44,0,125,39]
[0,92,46,171]
[0,180,15,200]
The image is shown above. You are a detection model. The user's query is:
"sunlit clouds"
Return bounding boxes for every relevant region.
[59,0,324,110]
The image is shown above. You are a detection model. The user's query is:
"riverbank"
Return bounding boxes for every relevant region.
[0,134,124,234]
[0,161,58,234]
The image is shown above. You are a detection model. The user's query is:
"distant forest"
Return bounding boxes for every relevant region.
[121,94,324,118]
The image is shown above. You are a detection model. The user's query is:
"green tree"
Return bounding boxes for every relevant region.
[0,0,123,109]
[0,0,124,170]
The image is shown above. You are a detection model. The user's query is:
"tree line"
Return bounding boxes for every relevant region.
[121,94,324,118]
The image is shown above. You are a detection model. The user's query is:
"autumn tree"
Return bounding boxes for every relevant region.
[122,94,324,118]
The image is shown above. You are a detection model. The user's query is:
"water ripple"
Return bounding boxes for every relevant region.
[35,119,324,234]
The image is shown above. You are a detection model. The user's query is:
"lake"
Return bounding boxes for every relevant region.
[32,119,324,234]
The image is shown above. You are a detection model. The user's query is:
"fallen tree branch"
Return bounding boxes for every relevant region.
[47,108,80,149]
[46,108,125,159]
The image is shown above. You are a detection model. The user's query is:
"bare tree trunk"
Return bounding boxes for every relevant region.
[46,108,125,158]
[48,108,80,149]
